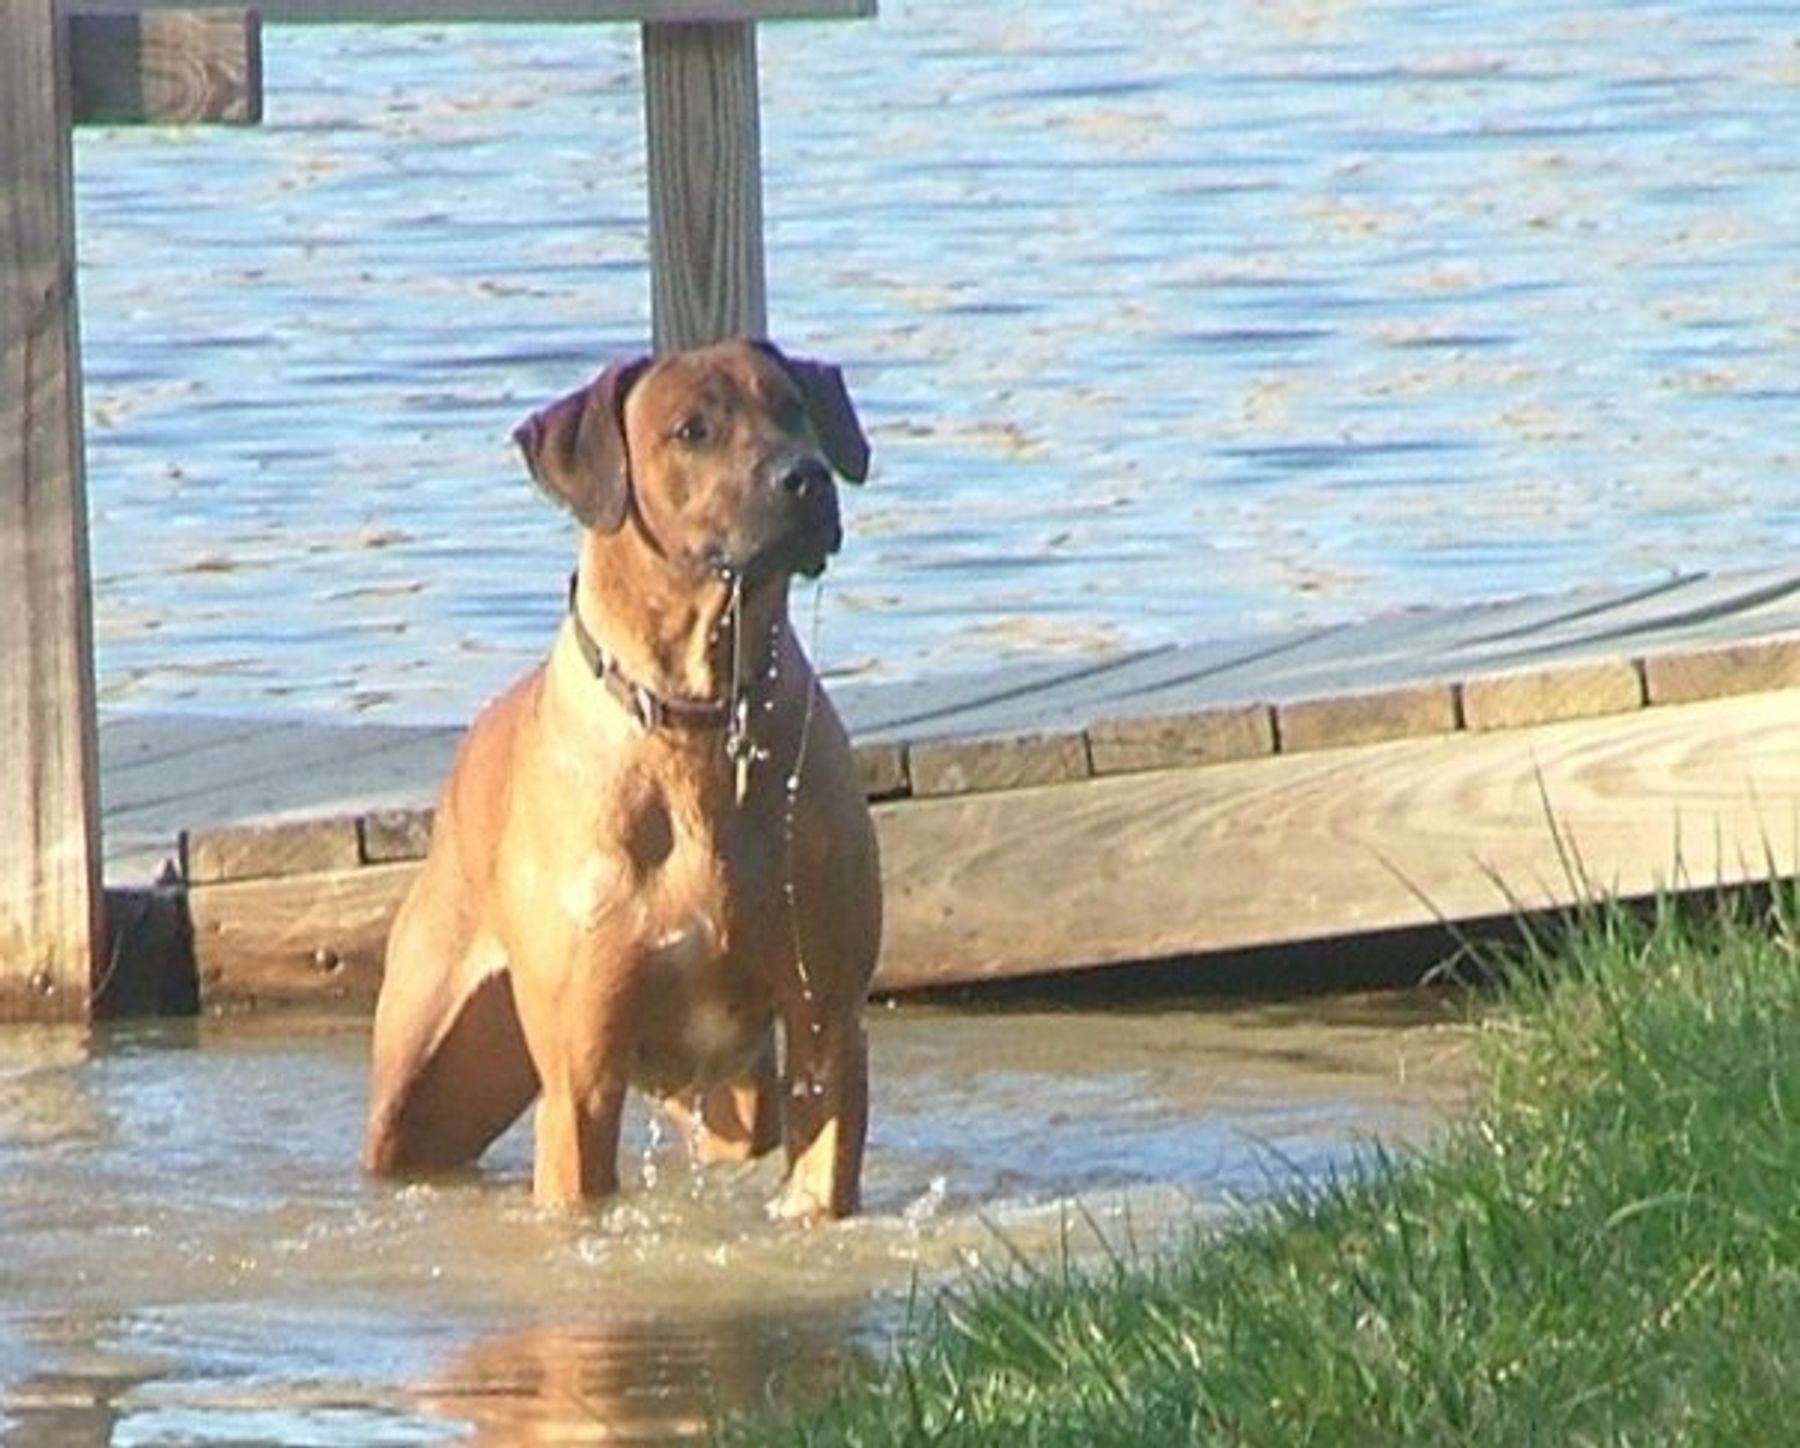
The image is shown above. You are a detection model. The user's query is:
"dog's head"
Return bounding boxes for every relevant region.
[513,340,870,585]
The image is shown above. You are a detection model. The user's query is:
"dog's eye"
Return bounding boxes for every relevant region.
[672,413,713,448]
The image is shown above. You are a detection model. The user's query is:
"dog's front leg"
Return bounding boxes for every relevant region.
[533,1073,627,1207]
[514,953,631,1207]
[770,1013,868,1223]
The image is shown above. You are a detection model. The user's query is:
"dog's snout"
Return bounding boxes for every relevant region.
[774,457,831,499]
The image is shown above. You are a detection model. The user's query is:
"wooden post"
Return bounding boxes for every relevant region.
[642,20,768,352]
[1,0,105,1021]
[68,11,264,126]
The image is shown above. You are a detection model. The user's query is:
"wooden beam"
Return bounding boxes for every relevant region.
[68,10,262,127]
[190,861,415,1010]
[642,20,767,351]
[0,0,104,1021]
[871,689,1800,992]
[168,689,1800,1007]
[69,0,873,22]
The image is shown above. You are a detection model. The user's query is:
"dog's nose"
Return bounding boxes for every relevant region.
[775,458,831,499]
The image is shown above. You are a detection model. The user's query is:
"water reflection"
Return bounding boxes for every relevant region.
[420,1313,865,1446]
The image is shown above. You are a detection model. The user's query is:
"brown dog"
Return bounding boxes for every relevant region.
[362,340,881,1221]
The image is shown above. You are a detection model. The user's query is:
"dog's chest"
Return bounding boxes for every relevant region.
[601,790,787,1088]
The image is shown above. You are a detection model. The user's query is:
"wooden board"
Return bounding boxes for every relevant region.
[166,688,1800,1005]
[70,0,874,22]
[839,567,1800,750]
[190,861,416,1010]
[643,20,767,352]
[68,10,262,126]
[1,0,104,1022]
[100,714,461,880]
[870,689,1800,991]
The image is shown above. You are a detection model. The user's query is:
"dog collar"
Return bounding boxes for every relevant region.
[566,573,733,734]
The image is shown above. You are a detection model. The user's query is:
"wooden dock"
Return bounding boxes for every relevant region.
[100,566,1800,1011]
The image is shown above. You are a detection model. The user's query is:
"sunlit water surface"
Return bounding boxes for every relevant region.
[73,0,1799,722]
[0,998,1469,1443]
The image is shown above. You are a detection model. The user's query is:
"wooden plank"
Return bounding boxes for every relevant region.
[361,807,434,863]
[841,654,1130,745]
[908,731,1089,798]
[840,570,1800,751]
[184,816,361,884]
[872,689,1800,991]
[1460,660,1644,732]
[1275,682,1459,754]
[0,0,104,1022]
[1642,639,1800,707]
[850,741,908,801]
[103,718,457,830]
[191,861,417,1010]
[642,19,766,351]
[73,0,873,20]
[1087,704,1274,776]
[68,10,262,126]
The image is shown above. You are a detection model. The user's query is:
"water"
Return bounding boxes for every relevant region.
[70,0,1800,723]
[0,998,1469,1443]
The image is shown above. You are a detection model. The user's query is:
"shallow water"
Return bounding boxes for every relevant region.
[72,0,1799,722]
[0,997,1469,1444]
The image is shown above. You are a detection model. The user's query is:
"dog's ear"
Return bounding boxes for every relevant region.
[754,340,871,485]
[512,358,649,531]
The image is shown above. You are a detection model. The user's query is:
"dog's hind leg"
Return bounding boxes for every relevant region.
[661,1032,781,1165]
[363,908,539,1176]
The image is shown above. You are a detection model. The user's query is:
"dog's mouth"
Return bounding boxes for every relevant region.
[708,528,839,587]
[706,492,842,586]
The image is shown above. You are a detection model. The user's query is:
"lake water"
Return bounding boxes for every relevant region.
[73,0,1798,724]
[0,996,1470,1444]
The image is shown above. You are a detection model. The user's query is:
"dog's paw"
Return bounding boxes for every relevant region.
[766,1181,829,1226]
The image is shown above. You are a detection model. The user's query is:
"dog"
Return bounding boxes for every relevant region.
[362,339,880,1221]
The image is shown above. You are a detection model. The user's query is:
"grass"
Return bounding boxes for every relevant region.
[728,888,1800,1444]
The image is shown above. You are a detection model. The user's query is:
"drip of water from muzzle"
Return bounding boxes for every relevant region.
[783,584,828,1062]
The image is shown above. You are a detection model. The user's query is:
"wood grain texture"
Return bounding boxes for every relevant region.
[642,20,767,351]
[361,807,434,863]
[184,816,361,884]
[1276,682,1459,754]
[1643,638,1800,706]
[68,11,262,126]
[872,690,1800,991]
[1460,660,1644,732]
[1,0,104,1021]
[191,861,417,1010]
[73,0,872,19]
[908,731,1090,798]
[1087,704,1274,776]
[851,741,908,801]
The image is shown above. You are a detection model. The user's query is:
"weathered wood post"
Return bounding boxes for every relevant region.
[1,0,105,1021]
[642,19,767,351]
[1,4,260,1021]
